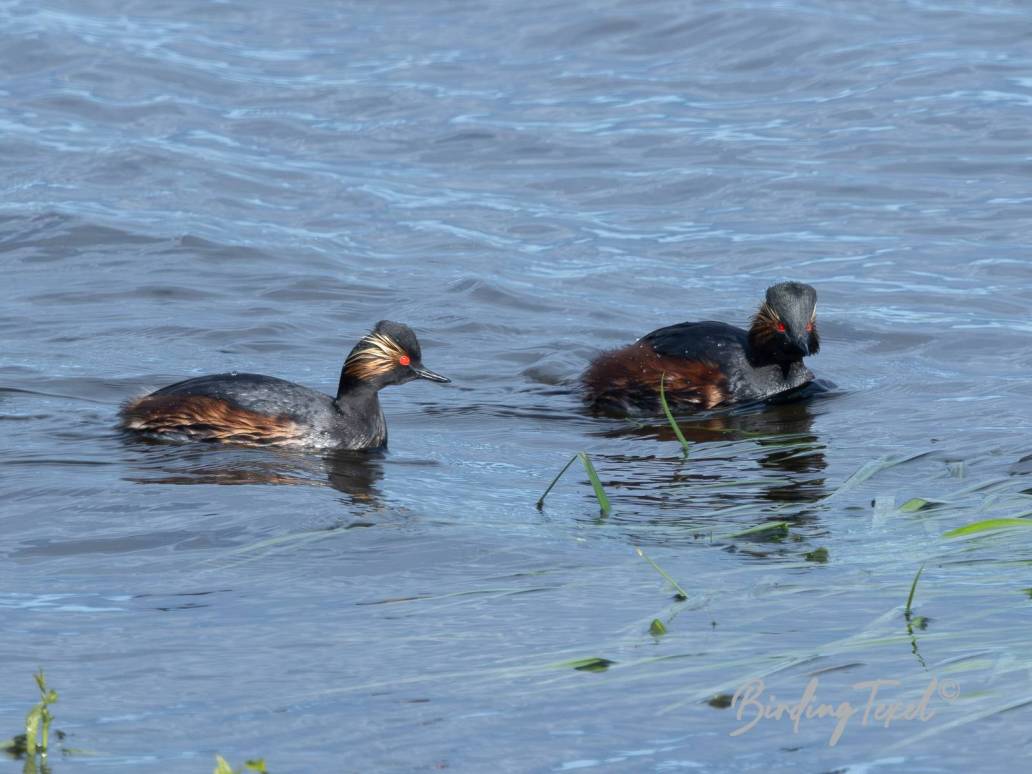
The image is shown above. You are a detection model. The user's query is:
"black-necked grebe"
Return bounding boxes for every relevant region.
[582,282,820,416]
[121,320,449,450]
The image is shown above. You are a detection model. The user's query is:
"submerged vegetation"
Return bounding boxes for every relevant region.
[658,374,691,457]
[635,546,689,601]
[214,755,269,774]
[1,670,270,773]
[1,669,61,770]
[944,518,1032,537]
[23,669,57,761]
[904,562,925,619]
[531,404,1032,687]
[537,451,611,514]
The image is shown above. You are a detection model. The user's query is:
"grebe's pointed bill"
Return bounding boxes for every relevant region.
[790,333,811,357]
[412,365,450,383]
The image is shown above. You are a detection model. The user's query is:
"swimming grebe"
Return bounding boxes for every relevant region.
[121,320,449,450]
[582,282,820,416]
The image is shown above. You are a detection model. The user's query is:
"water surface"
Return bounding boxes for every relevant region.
[2,0,1032,771]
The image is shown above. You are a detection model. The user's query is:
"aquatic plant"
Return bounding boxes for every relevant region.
[904,562,925,619]
[0,669,59,767]
[536,452,611,514]
[658,373,691,457]
[649,618,668,636]
[23,669,57,760]
[214,754,268,773]
[804,546,829,563]
[635,547,689,601]
[727,521,790,540]
[944,518,1032,538]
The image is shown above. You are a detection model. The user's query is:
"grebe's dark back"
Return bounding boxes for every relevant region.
[121,320,449,450]
[582,282,820,416]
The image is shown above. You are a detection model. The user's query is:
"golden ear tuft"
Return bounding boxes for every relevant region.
[344,332,409,379]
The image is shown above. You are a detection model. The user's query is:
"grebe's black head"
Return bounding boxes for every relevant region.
[338,320,449,397]
[749,282,820,364]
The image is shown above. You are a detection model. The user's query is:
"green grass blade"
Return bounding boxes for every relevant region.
[944,518,1032,538]
[728,521,790,539]
[635,547,689,600]
[536,453,612,515]
[905,562,925,616]
[536,455,578,510]
[659,373,691,457]
[899,498,938,513]
[577,452,612,515]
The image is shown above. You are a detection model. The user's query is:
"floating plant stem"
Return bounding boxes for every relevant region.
[536,455,578,509]
[899,498,937,513]
[536,453,611,515]
[943,518,1032,538]
[905,562,925,618]
[635,547,689,601]
[728,521,790,540]
[215,756,268,774]
[904,562,928,668]
[577,452,611,514]
[659,373,691,457]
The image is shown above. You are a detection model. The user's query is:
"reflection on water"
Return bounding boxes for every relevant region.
[320,450,384,501]
[122,441,385,504]
[598,390,832,510]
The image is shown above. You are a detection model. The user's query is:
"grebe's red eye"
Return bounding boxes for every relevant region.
[398,354,411,366]
[806,322,814,332]
[776,322,786,333]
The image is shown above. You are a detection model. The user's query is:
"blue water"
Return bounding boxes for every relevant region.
[3,1,1032,771]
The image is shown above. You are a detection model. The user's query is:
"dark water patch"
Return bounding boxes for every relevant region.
[2,457,115,467]
[0,385,114,404]
[133,589,234,613]
[12,529,243,558]
[29,285,224,304]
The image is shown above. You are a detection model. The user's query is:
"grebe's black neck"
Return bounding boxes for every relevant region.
[335,370,381,402]
[331,372,387,448]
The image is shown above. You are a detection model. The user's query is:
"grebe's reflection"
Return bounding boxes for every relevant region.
[123,443,384,504]
[598,386,832,506]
